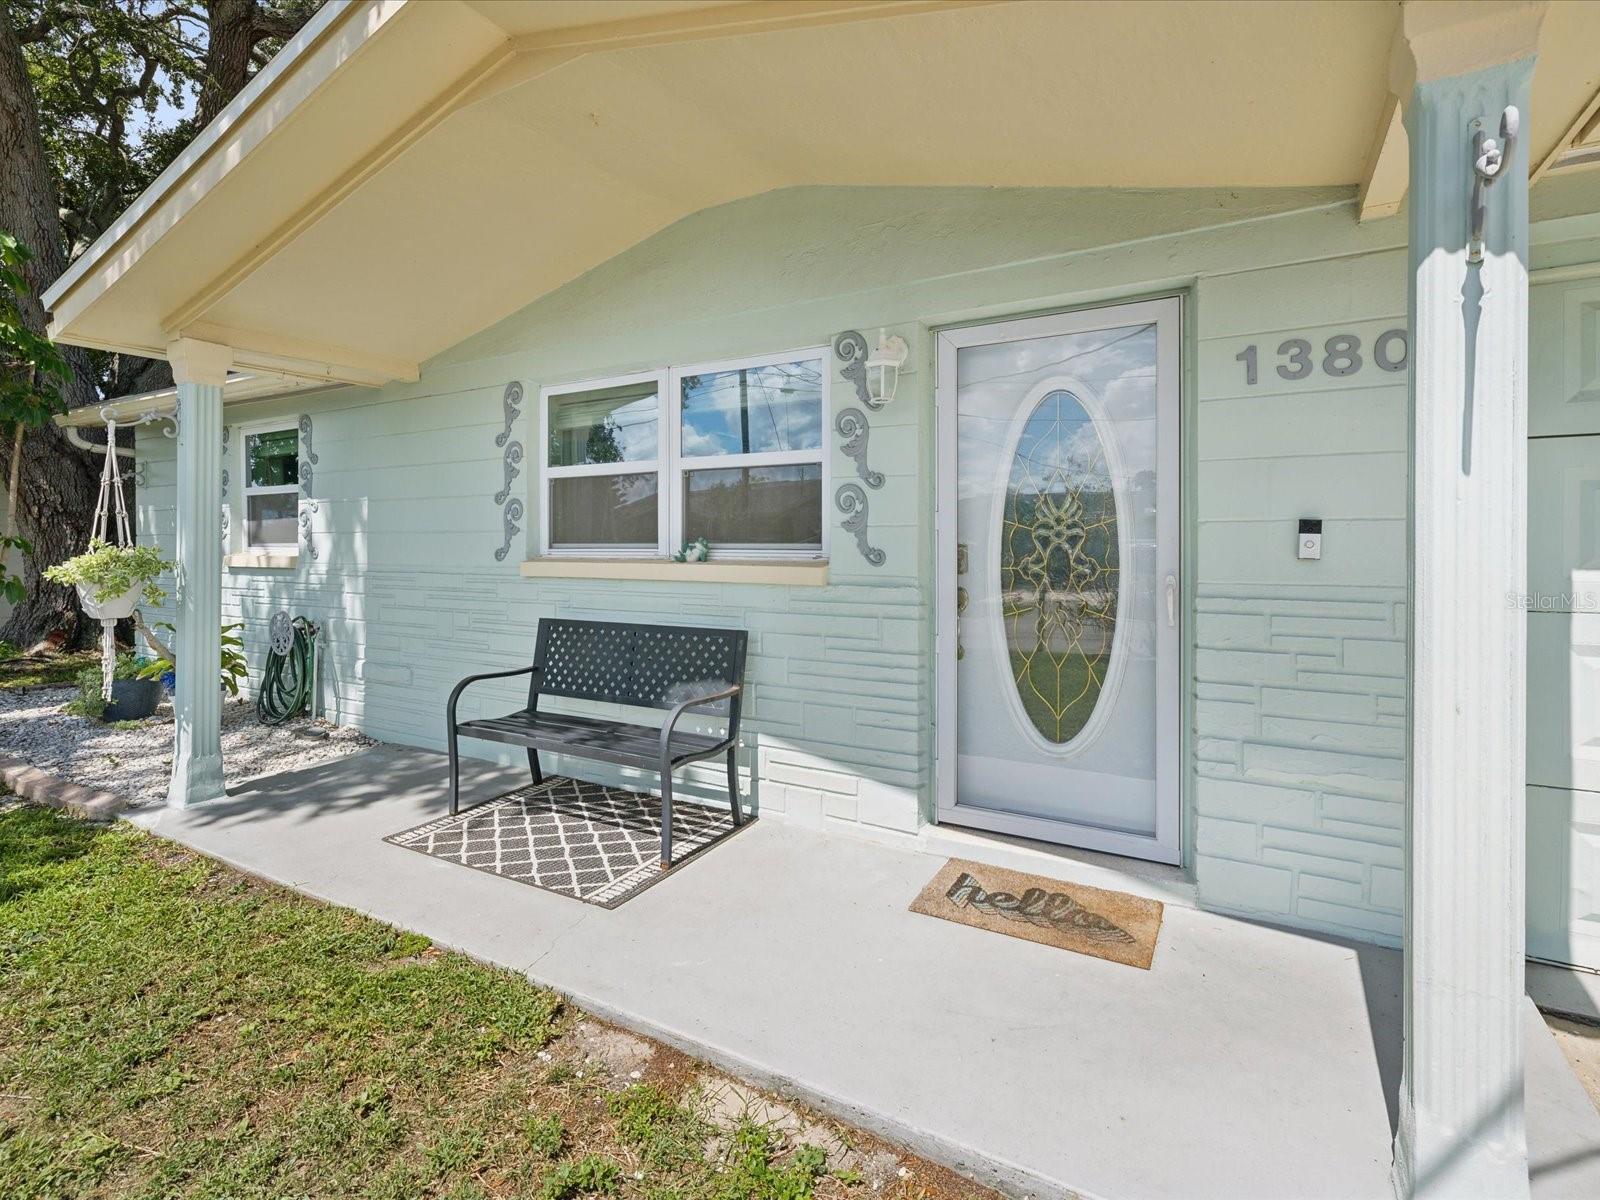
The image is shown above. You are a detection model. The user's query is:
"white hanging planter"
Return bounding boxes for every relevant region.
[77,583,140,622]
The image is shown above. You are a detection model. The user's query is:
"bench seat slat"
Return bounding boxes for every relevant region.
[457,709,725,767]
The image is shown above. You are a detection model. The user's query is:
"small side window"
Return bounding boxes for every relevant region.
[242,424,299,550]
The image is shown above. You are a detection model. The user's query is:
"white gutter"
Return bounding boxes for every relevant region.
[54,372,340,429]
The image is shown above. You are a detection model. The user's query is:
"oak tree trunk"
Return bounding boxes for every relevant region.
[198,0,263,127]
[0,9,101,646]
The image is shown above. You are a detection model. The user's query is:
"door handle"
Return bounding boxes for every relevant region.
[1165,574,1177,628]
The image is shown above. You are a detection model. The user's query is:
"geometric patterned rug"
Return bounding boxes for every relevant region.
[384,776,748,909]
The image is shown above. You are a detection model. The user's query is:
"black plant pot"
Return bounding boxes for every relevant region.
[102,678,163,722]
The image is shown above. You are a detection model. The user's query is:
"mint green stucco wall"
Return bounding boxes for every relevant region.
[134,183,1597,946]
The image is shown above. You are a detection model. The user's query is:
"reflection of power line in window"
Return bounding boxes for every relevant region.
[959,325,1154,388]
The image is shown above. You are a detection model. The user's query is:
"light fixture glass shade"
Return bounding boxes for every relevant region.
[864,330,910,405]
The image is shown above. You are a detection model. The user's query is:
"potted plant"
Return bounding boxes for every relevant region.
[65,653,164,722]
[43,538,169,620]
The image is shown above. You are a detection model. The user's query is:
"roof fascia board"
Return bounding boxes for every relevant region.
[502,0,998,56]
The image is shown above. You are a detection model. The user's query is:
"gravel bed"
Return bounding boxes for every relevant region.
[0,687,378,809]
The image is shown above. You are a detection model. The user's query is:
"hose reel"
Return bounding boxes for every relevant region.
[257,611,320,726]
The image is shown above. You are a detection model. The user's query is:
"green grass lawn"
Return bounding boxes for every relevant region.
[0,804,991,1200]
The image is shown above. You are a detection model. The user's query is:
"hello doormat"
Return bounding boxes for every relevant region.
[910,858,1163,969]
[385,777,749,909]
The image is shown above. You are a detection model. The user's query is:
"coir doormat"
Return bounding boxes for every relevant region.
[385,776,749,909]
[910,858,1163,969]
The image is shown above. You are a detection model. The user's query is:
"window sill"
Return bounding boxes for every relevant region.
[226,551,299,570]
[519,557,828,586]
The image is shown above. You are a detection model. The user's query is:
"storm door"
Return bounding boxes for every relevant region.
[935,298,1181,863]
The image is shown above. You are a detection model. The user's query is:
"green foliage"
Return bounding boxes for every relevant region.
[712,1123,828,1200]
[135,621,248,697]
[0,640,18,662]
[0,233,70,427]
[11,1,318,401]
[0,647,98,690]
[0,534,32,606]
[62,665,107,719]
[538,1155,622,1199]
[0,233,68,610]
[0,807,563,1197]
[606,1083,708,1169]
[42,538,169,606]
[62,652,148,719]
[522,1113,565,1159]
[15,2,204,264]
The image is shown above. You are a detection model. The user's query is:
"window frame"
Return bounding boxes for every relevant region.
[536,348,831,562]
[237,417,301,553]
[667,347,831,561]
[538,369,670,559]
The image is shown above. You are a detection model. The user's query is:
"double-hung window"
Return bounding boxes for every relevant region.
[240,421,300,551]
[539,348,829,560]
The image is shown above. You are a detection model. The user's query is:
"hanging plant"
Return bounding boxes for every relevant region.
[43,539,169,611]
[42,408,159,703]
[44,539,170,703]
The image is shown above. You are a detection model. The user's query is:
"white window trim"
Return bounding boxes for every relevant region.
[537,348,831,562]
[238,417,301,553]
[538,369,668,559]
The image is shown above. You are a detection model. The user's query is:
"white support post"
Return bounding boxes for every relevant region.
[1396,10,1539,1197]
[166,338,232,809]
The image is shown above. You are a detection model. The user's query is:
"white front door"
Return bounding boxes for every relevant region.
[936,298,1182,864]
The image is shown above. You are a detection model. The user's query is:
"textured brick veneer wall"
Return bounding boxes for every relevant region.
[1192,248,1409,944]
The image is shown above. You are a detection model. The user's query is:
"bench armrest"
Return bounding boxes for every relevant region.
[447,664,540,728]
[659,683,742,761]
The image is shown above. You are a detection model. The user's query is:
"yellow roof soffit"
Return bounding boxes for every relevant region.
[57,0,1580,376]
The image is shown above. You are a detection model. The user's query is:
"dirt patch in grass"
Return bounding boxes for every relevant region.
[0,805,1003,1199]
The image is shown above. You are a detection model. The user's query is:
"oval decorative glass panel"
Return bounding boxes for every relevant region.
[999,389,1119,746]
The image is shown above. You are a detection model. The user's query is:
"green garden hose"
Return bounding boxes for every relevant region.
[257,615,316,725]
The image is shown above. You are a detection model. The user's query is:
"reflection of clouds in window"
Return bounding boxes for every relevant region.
[1014,393,1114,493]
[958,325,1154,389]
[680,360,823,457]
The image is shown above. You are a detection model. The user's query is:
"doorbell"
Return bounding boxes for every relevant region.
[1297,518,1323,561]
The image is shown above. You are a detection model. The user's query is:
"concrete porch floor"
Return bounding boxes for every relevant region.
[129,746,1600,1200]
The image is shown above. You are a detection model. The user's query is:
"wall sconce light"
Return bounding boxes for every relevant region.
[866,329,910,408]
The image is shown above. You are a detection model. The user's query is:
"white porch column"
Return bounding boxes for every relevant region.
[165,337,232,809]
[1395,5,1541,1198]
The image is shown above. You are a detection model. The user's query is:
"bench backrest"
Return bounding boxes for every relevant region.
[531,618,747,718]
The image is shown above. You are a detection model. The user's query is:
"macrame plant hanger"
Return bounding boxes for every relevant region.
[89,418,135,701]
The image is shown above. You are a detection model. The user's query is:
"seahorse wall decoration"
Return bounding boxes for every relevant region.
[835,483,885,566]
[494,381,525,561]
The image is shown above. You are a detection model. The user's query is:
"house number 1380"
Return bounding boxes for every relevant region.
[1234,329,1408,385]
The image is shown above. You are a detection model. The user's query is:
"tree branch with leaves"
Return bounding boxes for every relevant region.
[0,230,68,607]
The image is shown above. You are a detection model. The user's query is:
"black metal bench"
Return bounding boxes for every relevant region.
[445,618,748,869]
